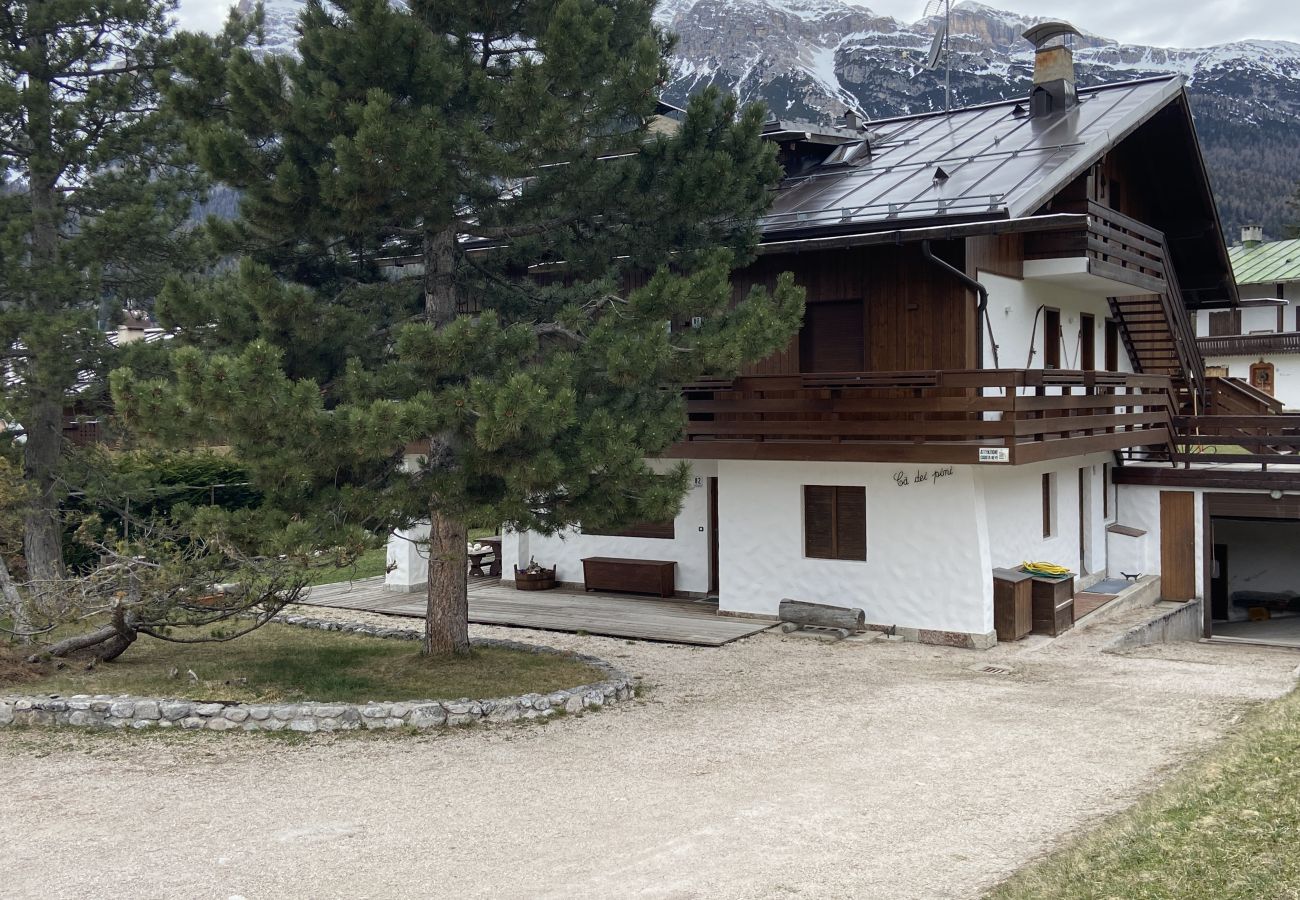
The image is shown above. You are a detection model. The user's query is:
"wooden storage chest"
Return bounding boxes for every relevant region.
[581,557,676,598]
[992,567,1034,643]
[1030,575,1075,637]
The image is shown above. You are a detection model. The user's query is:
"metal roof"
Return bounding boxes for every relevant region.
[761,76,1185,237]
[1229,237,1300,286]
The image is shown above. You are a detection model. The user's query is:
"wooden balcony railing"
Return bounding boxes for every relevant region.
[1025,200,1167,290]
[668,369,1177,465]
[1169,415,1300,470]
[1198,331,1300,357]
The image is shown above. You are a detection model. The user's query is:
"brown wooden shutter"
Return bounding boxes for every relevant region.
[1209,310,1241,337]
[1080,313,1095,370]
[804,485,835,559]
[800,300,865,373]
[1104,319,1119,371]
[834,486,867,561]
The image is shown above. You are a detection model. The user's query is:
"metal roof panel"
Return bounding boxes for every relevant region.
[761,76,1184,237]
[1229,238,1300,285]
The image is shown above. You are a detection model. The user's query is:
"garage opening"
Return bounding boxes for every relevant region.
[1205,494,1300,648]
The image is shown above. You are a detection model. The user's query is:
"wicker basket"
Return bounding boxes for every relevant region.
[514,564,557,591]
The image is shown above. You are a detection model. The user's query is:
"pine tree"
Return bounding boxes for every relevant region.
[0,0,211,634]
[115,0,803,656]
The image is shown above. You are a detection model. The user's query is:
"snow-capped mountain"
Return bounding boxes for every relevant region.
[235,0,1300,238]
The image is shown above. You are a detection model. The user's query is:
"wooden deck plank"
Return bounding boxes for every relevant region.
[300,578,771,646]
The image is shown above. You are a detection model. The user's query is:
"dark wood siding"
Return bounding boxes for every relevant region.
[584,521,675,539]
[733,242,974,376]
[965,233,1024,280]
[800,299,864,372]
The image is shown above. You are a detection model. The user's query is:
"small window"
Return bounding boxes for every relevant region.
[803,485,866,561]
[584,520,675,540]
[1102,463,1111,519]
[1042,473,1056,538]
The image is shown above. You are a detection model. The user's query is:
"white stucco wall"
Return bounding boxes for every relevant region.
[977,272,1132,372]
[1200,354,1300,411]
[713,460,994,637]
[977,455,1112,581]
[499,460,716,595]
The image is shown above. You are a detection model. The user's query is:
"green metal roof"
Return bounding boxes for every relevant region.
[1229,237,1300,286]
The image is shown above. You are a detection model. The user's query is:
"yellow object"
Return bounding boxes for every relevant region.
[1248,607,1271,622]
[1021,560,1071,577]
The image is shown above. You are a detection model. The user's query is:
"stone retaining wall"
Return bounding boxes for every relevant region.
[1,615,634,733]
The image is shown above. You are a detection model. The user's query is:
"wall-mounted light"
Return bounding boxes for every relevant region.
[1270,489,1284,500]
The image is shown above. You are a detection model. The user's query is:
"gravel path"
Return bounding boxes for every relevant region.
[2,606,1296,900]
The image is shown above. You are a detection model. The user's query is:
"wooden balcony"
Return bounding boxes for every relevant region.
[667,370,1176,465]
[1023,201,1167,295]
[1198,331,1300,357]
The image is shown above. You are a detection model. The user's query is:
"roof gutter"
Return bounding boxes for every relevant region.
[920,239,995,369]
[755,213,1087,257]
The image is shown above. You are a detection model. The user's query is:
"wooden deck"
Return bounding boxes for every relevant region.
[300,577,773,647]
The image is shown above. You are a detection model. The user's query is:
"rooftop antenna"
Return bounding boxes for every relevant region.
[922,0,952,113]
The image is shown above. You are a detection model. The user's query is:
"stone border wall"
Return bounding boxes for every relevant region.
[0,614,634,733]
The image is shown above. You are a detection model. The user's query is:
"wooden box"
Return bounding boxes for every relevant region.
[1031,575,1075,637]
[581,557,676,598]
[992,567,1034,643]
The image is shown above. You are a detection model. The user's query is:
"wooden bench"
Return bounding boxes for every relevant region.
[581,557,676,598]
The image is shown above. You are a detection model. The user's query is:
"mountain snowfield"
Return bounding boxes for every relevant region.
[236,0,1300,236]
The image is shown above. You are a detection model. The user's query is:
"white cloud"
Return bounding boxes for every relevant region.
[175,0,239,34]
[860,0,1300,46]
[174,0,1300,45]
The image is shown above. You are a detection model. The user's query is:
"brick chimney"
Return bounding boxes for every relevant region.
[1022,22,1081,117]
[1241,225,1264,247]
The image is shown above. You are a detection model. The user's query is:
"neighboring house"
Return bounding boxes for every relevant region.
[1196,231,1300,410]
[387,25,1300,648]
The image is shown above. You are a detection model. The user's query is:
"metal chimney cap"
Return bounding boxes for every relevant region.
[1022,21,1080,49]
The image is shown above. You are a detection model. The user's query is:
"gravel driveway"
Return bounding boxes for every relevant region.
[2,607,1296,900]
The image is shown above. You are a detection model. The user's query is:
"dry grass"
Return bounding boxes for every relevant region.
[2,623,606,705]
[989,687,1300,900]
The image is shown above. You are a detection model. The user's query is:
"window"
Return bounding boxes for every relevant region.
[584,520,675,540]
[1043,308,1061,369]
[1209,310,1241,337]
[1042,473,1056,538]
[800,299,865,374]
[803,485,867,561]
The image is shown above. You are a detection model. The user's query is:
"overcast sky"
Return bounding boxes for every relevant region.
[176,0,1300,48]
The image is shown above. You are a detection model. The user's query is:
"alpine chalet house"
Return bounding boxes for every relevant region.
[1196,228,1300,410]
[388,23,1300,649]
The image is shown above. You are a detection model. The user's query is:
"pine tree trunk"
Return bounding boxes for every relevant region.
[0,552,31,645]
[21,398,64,586]
[20,36,65,596]
[420,225,470,657]
[424,506,469,657]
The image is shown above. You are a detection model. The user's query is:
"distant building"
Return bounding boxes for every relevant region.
[1196,229,1300,410]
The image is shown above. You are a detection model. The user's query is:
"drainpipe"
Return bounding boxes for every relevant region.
[920,240,997,368]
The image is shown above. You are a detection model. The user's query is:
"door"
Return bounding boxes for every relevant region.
[1209,310,1241,336]
[1249,361,1275,396]
[1104,318,1120,371]
[1080,313,1096,370]
[708,476,719,595]
[1043,308,1061,369]
[1159,491,1196,601]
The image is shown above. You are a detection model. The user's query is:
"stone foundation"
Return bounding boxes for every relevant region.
[1,615,634,733]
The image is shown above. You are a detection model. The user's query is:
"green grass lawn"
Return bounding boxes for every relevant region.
[2,623,605,704]
[306,546,390,586]
[989,688,1300,899]
[308,531,499,587]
